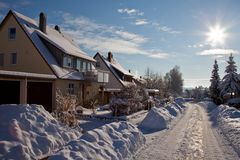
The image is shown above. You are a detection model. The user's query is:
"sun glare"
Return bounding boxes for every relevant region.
[206,24,227,47]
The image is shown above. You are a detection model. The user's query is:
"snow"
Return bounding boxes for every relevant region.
[49,122,145,160]
[12,10,94,80]
[138,100,185,133]
[134,102,240,160]
[204,103,240,154]
[0,104,81,159]
[97,53,135,87]
[0,70,56,79]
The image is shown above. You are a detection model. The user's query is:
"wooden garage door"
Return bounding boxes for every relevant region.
[0,80,20,104]
[27,82,52,112]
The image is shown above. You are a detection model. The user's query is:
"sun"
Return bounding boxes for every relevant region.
[206,24,227,47]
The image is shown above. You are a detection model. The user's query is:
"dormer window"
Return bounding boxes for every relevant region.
[63,56,73,68]
[8,28,16,40]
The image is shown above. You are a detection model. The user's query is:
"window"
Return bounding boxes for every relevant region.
[76,59,82,71]
[68,83,74,94]
[87,62,91,71]
[63,56,73,68]
[9,28,16,40]
[0,54,4,66]
[11,53,17,65]
[82,61,86,72]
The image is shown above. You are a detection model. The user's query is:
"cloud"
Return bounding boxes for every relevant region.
[188,44,204,48]
[117,8,144,16]
[135,19,148,25]
[59,13,169,59]
[148,51,169,59]
[196,49,239,56]
[158,26,181,34]
[151,22,181,34]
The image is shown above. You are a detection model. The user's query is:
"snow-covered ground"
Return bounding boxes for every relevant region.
[200,101,240,156]
[138,100,185,133]
[0,104,145,160]
[0,104,81,160]
[133,102,240,160]
[49,122,145,160]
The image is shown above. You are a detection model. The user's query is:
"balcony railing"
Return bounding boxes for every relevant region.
[82,69,109,83]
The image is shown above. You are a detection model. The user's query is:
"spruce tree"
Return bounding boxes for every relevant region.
[220,54,240,100]
[209,60,221,104]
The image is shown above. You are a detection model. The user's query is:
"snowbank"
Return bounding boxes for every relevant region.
[138,107,173,132]
[138,99,185,133]
[212,105,240,153]
[202,102,240,154]
[49,121,145,160]
[0,104,81,159]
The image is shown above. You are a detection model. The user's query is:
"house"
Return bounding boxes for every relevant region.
[94,52,135,103]
[0,10,107,112]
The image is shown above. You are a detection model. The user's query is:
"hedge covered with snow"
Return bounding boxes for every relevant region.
[0,104,81,160]
[49,121,145,160]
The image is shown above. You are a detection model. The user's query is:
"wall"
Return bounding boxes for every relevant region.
[0,14,53,75]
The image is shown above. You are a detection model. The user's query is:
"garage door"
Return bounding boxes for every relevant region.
[0,80,20,104]
[27,82,52,112]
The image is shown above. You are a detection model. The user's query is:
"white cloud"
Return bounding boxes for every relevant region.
[151,22,181,34]
[148,51,169,59]
[60,13,169,59]
[117,8,144,16]
[158,26,181,34]
[196,49,239,56]
[135,19,148,25]
[188,44,204,48]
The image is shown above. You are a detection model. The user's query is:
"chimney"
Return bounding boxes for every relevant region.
[129,70,131,73]
[108,52,113,63]
[54,25,61,33]
[39,12,47,33]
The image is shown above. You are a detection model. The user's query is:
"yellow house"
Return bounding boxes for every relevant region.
[0,10,104,112]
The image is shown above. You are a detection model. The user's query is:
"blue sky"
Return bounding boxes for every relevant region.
[1,0,240,88]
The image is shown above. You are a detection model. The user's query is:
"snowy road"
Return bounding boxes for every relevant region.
[133,102,239,160]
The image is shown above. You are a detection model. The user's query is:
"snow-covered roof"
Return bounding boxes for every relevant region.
[0,70,57,79]
[10,10,93,80]
[95,53,135,87]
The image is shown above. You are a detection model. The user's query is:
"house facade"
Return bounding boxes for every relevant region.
[0,10,106,112]
[94,52,135,103]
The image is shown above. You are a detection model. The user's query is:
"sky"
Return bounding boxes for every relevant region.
[1,0,240,88]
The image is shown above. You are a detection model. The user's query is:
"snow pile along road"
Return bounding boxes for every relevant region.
[49,121,145,160]
[138,99,185,133]
[0,104,81,160]
[209,104,240,154]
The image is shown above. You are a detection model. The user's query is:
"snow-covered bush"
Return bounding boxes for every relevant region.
[49,122,146,160]
[0,104,81,160]
[110,85,145,116]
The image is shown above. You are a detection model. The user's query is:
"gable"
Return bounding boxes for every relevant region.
[94,53,124,89]
[0,12,54,75]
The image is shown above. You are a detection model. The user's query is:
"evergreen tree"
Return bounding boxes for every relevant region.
[220,54,240,100]
[209,60,221,104]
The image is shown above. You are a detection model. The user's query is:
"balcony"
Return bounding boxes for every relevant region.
[83,69,98,81]
[83,69,109,83]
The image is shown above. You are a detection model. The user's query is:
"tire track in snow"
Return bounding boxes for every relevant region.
[174,105,204,160]
[133,102,239,160]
